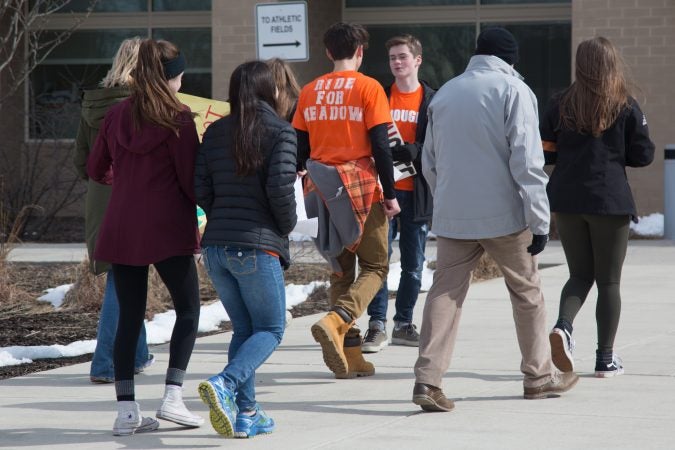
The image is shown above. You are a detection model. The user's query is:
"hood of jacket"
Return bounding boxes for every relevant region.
[465,54,524,81]
[107,97,179,155]
[80,86,129,130]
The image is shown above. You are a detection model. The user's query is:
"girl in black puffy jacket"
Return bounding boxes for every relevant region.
[194,61,297,438]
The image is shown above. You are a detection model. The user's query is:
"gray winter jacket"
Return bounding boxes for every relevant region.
[422,55,550,239]
[304,159,360,272]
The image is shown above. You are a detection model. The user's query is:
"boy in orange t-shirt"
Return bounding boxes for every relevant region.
[292,22,400,379]
[361,35,436,355]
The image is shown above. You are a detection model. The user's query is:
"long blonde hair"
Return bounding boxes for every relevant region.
[100,37,142,88]
[266,58,300,121]
[559,36,630,137]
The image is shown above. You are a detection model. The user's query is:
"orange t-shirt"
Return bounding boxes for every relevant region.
[292,70,392,165]
[389,83,422,191]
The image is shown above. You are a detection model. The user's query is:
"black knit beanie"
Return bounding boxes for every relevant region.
[475,27,519,65]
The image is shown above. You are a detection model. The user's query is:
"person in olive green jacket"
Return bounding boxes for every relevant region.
[73,37,153,383]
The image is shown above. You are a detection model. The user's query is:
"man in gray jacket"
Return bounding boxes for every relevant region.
[411,27,578,412]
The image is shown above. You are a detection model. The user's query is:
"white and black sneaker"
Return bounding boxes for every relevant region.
[595,353,624,378]
[113,401,159,436]
[549,328,575,372]
[361,328,388,353]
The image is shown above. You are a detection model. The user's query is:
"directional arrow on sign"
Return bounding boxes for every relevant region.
[263,40,301,48]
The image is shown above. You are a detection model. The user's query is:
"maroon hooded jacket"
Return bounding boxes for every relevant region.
[87,97,200,266]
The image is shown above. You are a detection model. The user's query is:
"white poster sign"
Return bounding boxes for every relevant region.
[256,2,309,61]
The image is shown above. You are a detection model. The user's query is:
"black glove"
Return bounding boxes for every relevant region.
[391,143,419,163]
[527,234,549,256]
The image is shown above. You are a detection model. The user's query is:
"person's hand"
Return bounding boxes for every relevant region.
[527,234,548,256]
[383,198,401,219]
[391,143,419,163]
[194,253,204,265]
[297,169,307,178]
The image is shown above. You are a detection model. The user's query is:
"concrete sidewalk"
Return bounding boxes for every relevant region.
[1,241,674,449]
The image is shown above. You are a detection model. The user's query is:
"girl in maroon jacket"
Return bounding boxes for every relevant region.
[87,39,203,435]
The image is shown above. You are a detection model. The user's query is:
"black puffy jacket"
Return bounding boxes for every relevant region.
[195,101,298,268]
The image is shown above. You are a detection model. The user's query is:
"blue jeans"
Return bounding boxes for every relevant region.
[90,271,149,379]
[367,190,428,325]
[202,246,286,412]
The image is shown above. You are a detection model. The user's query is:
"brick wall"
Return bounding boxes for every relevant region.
[212,0,341,101]
[573,0,675,214]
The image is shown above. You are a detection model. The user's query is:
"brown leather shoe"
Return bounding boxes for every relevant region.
[412,383,455,412]
[340,338,375,379]
[524,371,579,399]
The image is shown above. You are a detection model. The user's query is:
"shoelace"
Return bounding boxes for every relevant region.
[610,354,623,369]
[397,324,418,336]
[563,329,576,354]
[364,329,383,343]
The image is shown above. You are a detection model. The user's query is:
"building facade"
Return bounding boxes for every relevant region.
[2,0,673,221]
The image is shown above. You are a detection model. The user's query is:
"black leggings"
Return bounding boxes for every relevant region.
[555,213,630,353]
[112,255,200,395]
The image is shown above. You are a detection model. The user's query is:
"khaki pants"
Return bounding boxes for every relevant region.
[414,229,553,389]
[330,203,389,320]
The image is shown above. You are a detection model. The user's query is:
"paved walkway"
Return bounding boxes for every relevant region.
[1,241,674,449]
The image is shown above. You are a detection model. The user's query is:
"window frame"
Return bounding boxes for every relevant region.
[25,4,211,142]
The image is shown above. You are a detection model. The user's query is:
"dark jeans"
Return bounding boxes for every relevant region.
[367,189,428,325]
[555,213,630,353]
[112,255,200,399]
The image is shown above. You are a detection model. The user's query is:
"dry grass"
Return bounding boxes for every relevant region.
[60,259,218,320]
[0,206,38,314]
[426,253,502,282]
[0,260,35,315]
[60,260,106,313]
[61,259,173,320]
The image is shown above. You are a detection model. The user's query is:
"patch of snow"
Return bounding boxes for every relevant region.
[37,284,73,308]
[630,213,663,237]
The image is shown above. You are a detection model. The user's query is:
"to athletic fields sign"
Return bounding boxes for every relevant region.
[256,2,309,61]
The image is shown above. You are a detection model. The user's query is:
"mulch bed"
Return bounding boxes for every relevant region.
[0,254,500,381]
[0,261,332,380]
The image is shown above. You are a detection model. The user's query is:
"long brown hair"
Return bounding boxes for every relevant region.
[559,37,630,137]
[266,58,300,121]
[131,39,185,133]
[228,61,278,176]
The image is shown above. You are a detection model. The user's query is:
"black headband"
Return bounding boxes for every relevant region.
[162,53,186,80]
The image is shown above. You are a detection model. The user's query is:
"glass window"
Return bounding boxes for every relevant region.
[152,0,212,11]
[152,28,212,98]
[481,22,571,116]
[360,24,475,90]
[482,0,569,3]
[30,29,146,139]
[52,0,148,12]
[346,0,473,6]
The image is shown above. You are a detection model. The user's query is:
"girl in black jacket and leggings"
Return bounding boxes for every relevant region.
[541,36,654,378]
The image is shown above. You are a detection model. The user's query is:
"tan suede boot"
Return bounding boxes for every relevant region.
[311,311,352,377]
[338,330,375,379]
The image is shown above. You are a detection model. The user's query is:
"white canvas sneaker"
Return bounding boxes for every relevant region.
[156,385,204,427]
[113,401,159,436]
